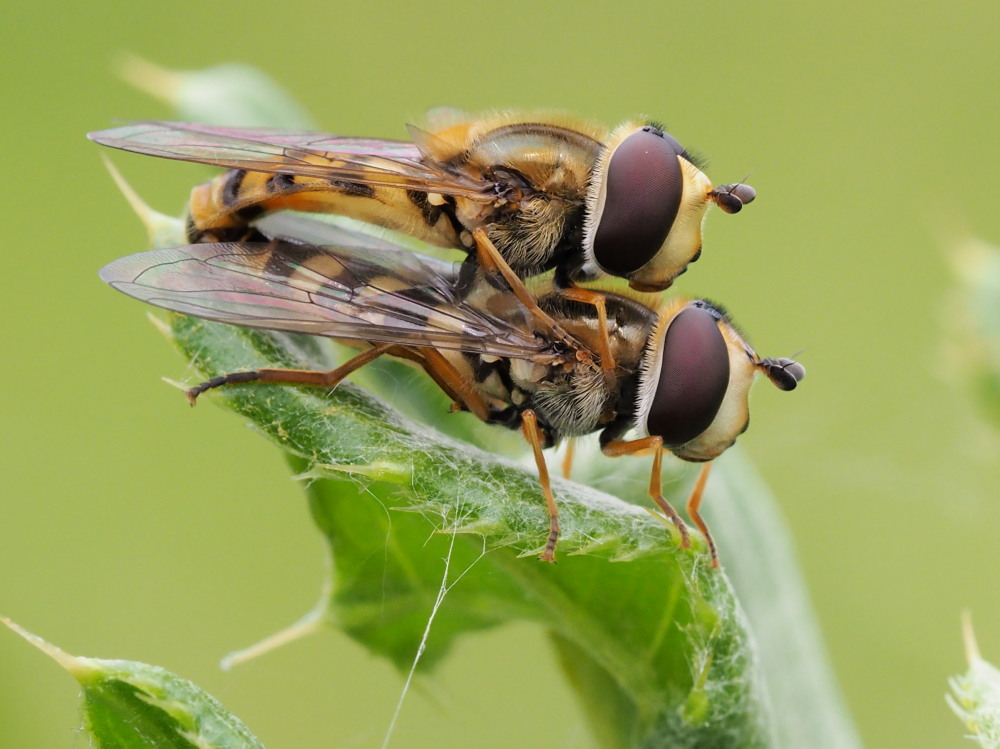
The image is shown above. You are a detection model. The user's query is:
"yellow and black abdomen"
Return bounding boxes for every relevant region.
[186,168,465,247]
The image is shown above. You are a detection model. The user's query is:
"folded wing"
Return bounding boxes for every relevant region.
[100,235,551,360]
[88,121,492,200]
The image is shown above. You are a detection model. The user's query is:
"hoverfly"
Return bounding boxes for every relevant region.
[89,111,756,295]
[99,214,802,566]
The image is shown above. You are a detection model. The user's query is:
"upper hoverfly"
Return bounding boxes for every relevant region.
[89,110,756,294]
[99,214,802,566]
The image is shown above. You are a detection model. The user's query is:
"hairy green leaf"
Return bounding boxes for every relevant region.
[948,615,1000,748]
[119,56,315,129]
[169,314,771,747]
[2,617,263,749]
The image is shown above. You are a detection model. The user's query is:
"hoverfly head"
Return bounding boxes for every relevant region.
[584,123,714,292]
[635,300,731,458]
[635,300,799,462]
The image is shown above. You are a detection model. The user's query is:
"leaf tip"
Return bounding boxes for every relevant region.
[312,460,412,484]
[116,53,181,104]
[568,534,624,556]
[100,154,183,246]
[161,376,191,396]
[515,545,553,560]
[434,518,506,536]
[148,312,176,340]
[220,608,326,671]
[0,615,98,681]
[963,610,982,665]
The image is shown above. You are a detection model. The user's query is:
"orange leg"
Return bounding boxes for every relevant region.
[685,462,718,568]
[323,344,493,423]
[557,287,616,374]
[411,347,492,423]
[561,437,576,480]
[472,228,584,356]
[187,337,498,433]
[521,409,560,562]
[602,436,691,550]
[185,342,395,404]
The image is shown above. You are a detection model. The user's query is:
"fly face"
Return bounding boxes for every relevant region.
[588,296,804,567]
[633,299,805,461]
[581,124,754,292]
[89,112,755,291]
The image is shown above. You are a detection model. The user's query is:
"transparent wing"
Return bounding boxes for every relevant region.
[251,211,449,253]
[88,121,492,200]
[99,236,554,360]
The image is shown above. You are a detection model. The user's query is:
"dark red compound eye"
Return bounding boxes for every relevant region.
[647,306,730,447]
[592,127,684,275]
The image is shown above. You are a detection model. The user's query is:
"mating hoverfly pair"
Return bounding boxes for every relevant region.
[91,111,802,567]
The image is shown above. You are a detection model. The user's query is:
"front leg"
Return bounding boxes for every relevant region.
[556,287,617,375]
[471,228,584,356]
[601,436,692,552]
[602,435,719,568]
[684,463,717,567]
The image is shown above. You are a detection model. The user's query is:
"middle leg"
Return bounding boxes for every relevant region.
[520,409,560,563]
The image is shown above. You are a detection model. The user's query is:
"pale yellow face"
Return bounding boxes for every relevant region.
[582,121,718,292]
[625,159,714,292]
[671,330,756,462]
[634,299,759,462]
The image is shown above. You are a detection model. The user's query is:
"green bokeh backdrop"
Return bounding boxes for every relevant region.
[2,3,999,747]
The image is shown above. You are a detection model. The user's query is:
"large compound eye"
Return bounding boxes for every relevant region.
[592,127,684,275]
[647,306,730,447]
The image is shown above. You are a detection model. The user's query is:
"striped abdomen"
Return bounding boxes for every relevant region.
[187,168,466,247]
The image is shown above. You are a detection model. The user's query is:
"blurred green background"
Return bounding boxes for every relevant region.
[2,2,999,747]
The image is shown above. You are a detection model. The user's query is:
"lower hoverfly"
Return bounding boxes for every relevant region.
[89,110,756,295]
[99,214,802,566]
